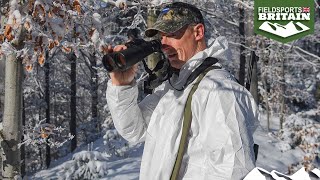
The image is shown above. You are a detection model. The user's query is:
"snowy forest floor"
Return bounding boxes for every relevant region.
[32,113,314,179]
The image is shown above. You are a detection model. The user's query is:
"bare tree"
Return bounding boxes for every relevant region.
[44,52,51,168]
[2,46,24,179]
[69,53,77,152]
[238,2,246,85]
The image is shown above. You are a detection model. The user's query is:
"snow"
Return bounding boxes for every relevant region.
[1,0,317,179]
[254,125,305,173]
[33,136,143,179]
[31,110,319,179]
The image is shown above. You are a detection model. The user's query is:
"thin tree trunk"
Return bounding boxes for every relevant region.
[262,73,270,131]
[249,51,259,104]
[279,52,285,130]
[89,54,99,132]
[318,0,320,17]
[147,8,161,70]
[243,2,258,104]
[70,53,77,152]
[21,96,25,177]
[2,53,23,179]
[44,52,51,168]
[238,2,246,85]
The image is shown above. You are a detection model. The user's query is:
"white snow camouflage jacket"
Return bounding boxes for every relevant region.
[106,37,259,180]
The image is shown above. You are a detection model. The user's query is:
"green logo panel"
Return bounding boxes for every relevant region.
[254,0,314,43]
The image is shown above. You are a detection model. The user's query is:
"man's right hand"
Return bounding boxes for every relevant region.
[107,45,138,86]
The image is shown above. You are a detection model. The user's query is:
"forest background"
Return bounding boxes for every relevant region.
[0,0,319,179]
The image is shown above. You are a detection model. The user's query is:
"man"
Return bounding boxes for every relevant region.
[106,2,259,179]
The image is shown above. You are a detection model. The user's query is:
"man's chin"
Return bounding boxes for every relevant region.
[169,60,183,69]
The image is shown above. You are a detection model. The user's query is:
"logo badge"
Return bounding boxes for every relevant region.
[254,0,315,43]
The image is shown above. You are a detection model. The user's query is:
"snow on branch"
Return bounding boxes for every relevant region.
[289,45,320,62]
[19,119,74,148]
[293,49,319,68]
[232,0,253,10]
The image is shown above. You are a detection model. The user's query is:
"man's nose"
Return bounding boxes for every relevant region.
[161,35,169,45]
[161,36,170,51]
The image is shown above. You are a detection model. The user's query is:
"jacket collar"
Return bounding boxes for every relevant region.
[170,36,232,89]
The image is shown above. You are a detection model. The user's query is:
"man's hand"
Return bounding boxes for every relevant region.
[107,45,138,86]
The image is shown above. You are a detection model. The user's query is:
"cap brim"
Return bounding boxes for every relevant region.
[145,20,188,37]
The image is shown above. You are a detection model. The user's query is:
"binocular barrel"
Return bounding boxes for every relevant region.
[102,39,162,72]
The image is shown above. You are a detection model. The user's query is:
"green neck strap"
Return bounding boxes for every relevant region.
[170,65,220,180]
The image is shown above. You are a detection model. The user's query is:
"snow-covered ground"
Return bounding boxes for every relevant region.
[254,114,305,173]
[32,112,318,179]
[32,137,143,180]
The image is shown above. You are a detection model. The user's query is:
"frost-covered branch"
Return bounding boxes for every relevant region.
[232,0,253,10]
[293,49,319,67]
[290,45,320,62]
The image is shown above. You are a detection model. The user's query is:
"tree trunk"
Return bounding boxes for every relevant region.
[249,51,259,104]
[70,53,77,152]
[44,52,51,168]
[243,1,258,104]
[318,0,320,17]
[21,96,25,177]
[238,3,246,85]
[262,73,270,131]
[2,53,23,179]
[147,8,161,70]
[279,52,285,130]
[89,54,99,132]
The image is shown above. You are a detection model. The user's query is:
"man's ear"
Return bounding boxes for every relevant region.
[193,24,205,41]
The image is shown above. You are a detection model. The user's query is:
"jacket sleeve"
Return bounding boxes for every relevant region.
[193,79,258,179]
[106,80,162,143]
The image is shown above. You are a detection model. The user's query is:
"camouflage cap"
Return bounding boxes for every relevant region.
[145,2,204,38]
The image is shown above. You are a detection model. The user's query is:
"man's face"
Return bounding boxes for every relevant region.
[160,25,198,69]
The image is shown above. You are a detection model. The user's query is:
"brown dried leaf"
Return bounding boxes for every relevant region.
[33,4,46,18]
[52,6,60,14]
[35,36,43,46]
[73,0,80,7]
[39,4,45,17]
[28,0,35,12]
[48,11,53,18]
[24,21,31,31]
[38,52,45,66]
[75,5,81,14]
[40,128,49,139]
[119,2,127,10]
[0,34,4,43]
[4,25,14,41]
[25,33,32,41]
[48,40,55,50]
[54,40,59,46]
[62,46,72,53]
[100,44,109,53]
[73,0,81,14]
[4,25,11,35]
[63,0,71,6]
[25,64,33,72]
[89,28,95,37]
[32,8,38,18]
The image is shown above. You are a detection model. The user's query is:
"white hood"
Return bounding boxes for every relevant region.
[171,36,232,90]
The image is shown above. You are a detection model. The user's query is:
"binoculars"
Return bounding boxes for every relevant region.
[102,39,162,72]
